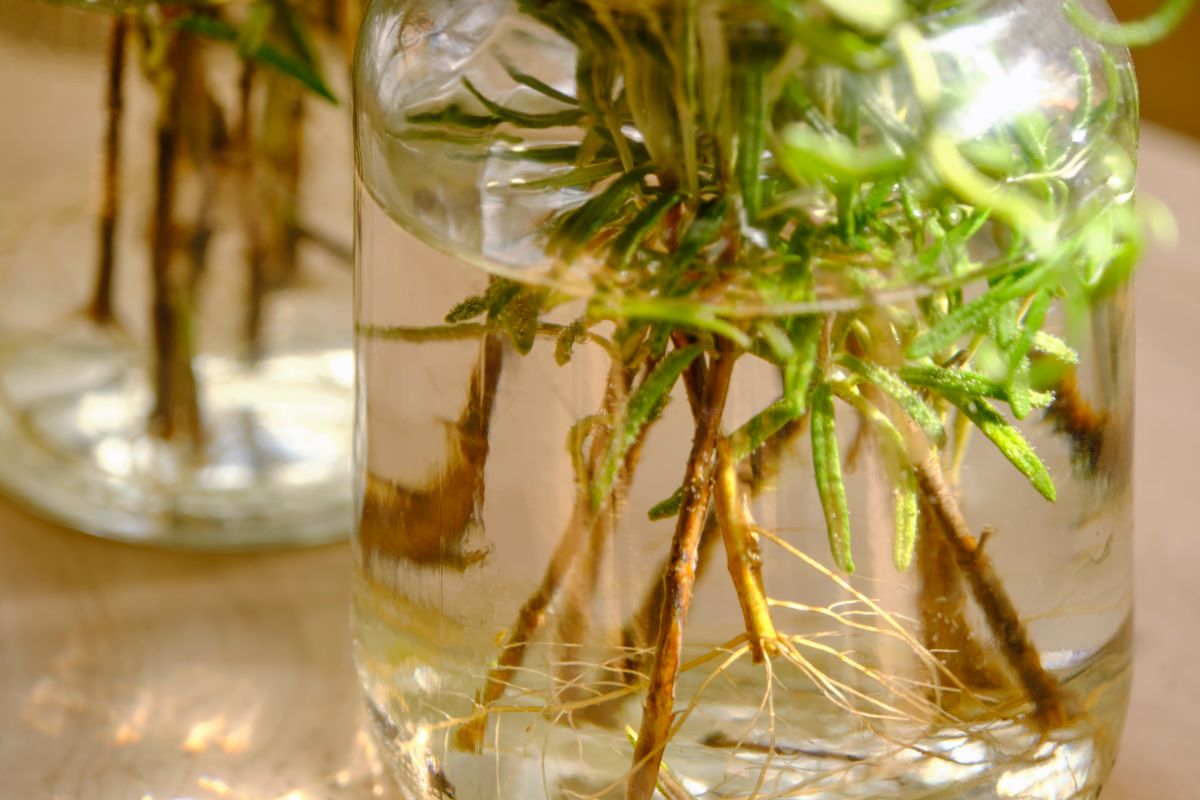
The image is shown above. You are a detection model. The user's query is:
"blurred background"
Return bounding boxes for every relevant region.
[0,1,1196,799]
[1113,0,1200,140]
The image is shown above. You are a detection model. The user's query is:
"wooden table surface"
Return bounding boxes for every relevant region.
[2,125,1198,800]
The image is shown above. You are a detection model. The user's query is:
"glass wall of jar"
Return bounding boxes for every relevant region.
[353,1,1141,797]
[0,0,359,548]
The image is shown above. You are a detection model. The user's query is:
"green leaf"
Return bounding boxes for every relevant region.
[495,290,541,355]
[648,488,684,522]
[592,298,752,349]
[657,325,816,522]
[990,299,1022,351]
[728,396,804,466]
[915,209,989,280]
[445,296,488,324]
[782,316,822,395]
[266,0,323,78]
[899,364,1053,409]
[555,320,588,365]
[492,144,583,164]
[727,315,820,459]
[567,414,605,490]
[755,320,796,363]
[892,471,919,573]
[837,355,945,446]
[735,52,769,220]
[828,381,921,572]
[443,278,527,326]
[926,132,1058,254]
[463,78,587,129]
[356,322,490,342]
[609,192,684,269]
[407,104,501,130]
[1031,331,1079,364]
[943,393,1057,502]
[812,383,855,572]
[553,167,652,260]
[175,15,336,103]
[780,127,905,185]
[1006,287,1053,420]
[816,0,906,35]
[677,197,732,264]
[498,58,579,105]
[906,260,1055,358]
[237,4,273,57]
[1065,0,1194,47]
[516,161,623,191]
[591,344,704,510]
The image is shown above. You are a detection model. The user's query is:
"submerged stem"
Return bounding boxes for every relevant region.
[89,14,128,327]
[627,340,736,800]
[620,415,804,681]
[915,494,1008,702]
[714,437,779,662]
[454,357,637,751]
[238,60,269,361]
[915,454,1069,730]
[147,32,202,443]
[360,334,503,567]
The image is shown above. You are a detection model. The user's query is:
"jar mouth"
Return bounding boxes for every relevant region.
[577,0,985,24]
[357,0,1138,315]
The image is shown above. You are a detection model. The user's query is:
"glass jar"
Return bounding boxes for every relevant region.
[0,0,358,548]
[353,1,1140,797]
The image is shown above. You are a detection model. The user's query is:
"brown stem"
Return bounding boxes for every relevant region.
[147,32,202,443]
[555,358,652,703]
[234,60,270,362]
[453,358,632,752]
[617,341,710,678]
[89,15,128,327]
[1045,368,1107,475]
[627,341,736,800]
[915,455,1068,730]
[915,495,1008,702]
[619,417,804,683]
[292,222,353,266]
[261,71,306,286]
[714,437,778,662]
[619,512,721,685]
[360,334,503,566]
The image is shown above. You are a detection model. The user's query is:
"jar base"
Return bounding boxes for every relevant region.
[0,326,352,550]
[356,605,1130,800]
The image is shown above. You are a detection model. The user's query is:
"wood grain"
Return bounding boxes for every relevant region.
[0,128,1197,800]
[0,507,390,799]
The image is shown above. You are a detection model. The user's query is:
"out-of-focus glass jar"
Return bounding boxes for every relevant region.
[353,1,1140,797]
[0,0,358,548]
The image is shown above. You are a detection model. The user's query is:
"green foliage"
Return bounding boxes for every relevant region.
[48,0,337,101]
[812,383,855,573]
[1066,0,1195,47]
[555,320,589,366]
[892,472,919,572]
[375,0,1180,572]
[175,14,335,101]
[944,394,1057,502]
[590,345,703,510]
[837,355,945,445]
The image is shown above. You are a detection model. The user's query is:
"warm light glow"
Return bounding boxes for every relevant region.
[181,716,224,755]
[114,690,152,745]
[220,713,256,755]
[195,776,232,797]
[955,59,1048,139]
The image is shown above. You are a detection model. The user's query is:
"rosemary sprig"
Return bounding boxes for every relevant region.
[361,0,1188,794]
